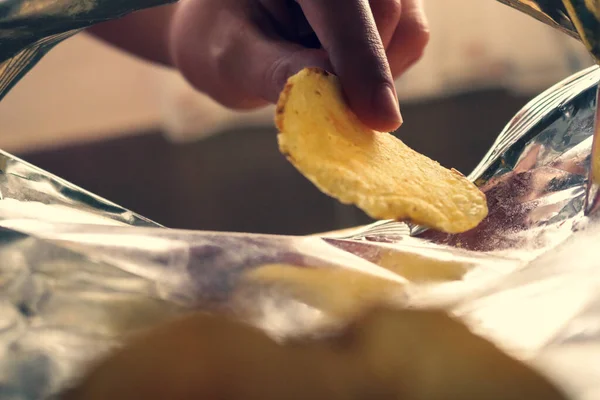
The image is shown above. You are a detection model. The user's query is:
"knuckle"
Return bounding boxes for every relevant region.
[210,29,244,79]
[372,0,402,15]
[388,21,430,75]
[370,0,402,27]
[402,6,430,51]
[398,18,430,59]
[411,23,430,51]
[264,54,294,97]
[186,32,263,109]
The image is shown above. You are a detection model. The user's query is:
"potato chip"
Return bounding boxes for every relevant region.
[377,248,472,282]
[275,68,488,233]
[68,307,567,400]
[241,263,405,321]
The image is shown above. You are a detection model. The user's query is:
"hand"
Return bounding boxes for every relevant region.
[168,0,429,132]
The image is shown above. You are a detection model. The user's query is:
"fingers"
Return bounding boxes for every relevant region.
[258,0,313,42]
[170,0,330,110]
[169,0,428,133]
[385,0,430,78]
[369,0,402,48]
[297,0,403,132]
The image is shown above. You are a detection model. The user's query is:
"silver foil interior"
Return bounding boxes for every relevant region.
[0,65,594,398]
[0,0,600,399]
[497,0,599,61]
[0,0,176,101]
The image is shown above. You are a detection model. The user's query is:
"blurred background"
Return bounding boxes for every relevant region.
[0,0,593,235]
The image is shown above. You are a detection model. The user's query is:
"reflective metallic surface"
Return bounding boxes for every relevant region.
[417,66,600,253]
[0,0,176,101]
[497,0,599,62]
[561,0,600,62]
[0,66,594,398]
[584,89,600,214]
[497,0,579,38]
[497,0,600,217]
[0,0,600,398]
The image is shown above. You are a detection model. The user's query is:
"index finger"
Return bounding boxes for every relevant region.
[296,0,403,132]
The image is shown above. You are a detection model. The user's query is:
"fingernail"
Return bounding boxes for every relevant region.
[373,84,403,128]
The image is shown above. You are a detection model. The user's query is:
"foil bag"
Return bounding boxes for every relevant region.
[1,0,600,399]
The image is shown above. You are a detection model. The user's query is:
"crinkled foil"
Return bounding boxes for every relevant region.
[496,1,600,218]
[497,0,600,62]
[0,65,595,399]
[1,0,600,399]
[0,0,176,100]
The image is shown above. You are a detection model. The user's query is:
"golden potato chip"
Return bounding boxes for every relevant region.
[67,307,567,400]
[377,249,472,282]
[275,68,488,233]
[241,263,405,320]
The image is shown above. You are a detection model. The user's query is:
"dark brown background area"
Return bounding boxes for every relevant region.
[18,89,529,235]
